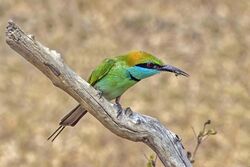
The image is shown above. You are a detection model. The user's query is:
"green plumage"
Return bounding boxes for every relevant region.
[48,51,189,141]
[88,57,136,100]
[87,51,164,100]
[88,58,116,86]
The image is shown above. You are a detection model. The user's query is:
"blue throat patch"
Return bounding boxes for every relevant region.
[127,66,160,80]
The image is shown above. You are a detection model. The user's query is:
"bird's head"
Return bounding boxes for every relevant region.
[125,51,189,80]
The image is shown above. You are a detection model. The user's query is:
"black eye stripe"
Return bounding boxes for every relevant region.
[136,63,161,69]
[135,63,147,68]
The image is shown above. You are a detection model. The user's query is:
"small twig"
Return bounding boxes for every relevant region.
[154,155,158,167]
[6,20,192,167]
[188,120,217,163]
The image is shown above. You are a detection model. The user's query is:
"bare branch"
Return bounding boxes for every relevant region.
[5,20,192,167]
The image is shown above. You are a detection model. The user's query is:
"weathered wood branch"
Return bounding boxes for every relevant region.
[5,20,192,167]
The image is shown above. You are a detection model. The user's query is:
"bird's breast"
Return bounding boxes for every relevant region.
[93,66,137,100]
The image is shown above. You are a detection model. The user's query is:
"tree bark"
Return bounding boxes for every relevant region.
[5,20,192,167]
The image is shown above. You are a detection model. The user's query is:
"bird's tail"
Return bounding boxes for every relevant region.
[47,104,88,142]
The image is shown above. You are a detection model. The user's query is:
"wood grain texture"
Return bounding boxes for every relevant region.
[5,20,192,167]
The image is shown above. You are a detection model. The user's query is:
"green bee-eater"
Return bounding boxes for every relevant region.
[48,51,189,141]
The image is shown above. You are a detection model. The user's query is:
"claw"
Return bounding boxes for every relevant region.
[115,96,123,118]
[97,91,103,98]
[115,103,123,118]
[96,90,103,99]
[125,107,133,116]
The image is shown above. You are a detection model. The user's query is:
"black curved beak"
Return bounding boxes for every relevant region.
[159,65,189,77]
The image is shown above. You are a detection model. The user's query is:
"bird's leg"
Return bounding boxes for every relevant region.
[115,96,123,118]
[96,90,103,99]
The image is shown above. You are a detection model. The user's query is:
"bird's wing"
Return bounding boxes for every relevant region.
[88,58,116,86]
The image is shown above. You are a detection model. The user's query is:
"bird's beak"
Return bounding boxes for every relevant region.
[159,65,189,77]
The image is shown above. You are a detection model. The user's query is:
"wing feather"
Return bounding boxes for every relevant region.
[88,58,116,86]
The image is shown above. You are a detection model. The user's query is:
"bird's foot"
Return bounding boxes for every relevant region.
[114,96,123,118]
[115,103,123,118]
[124,107,133,116]
[96,90,103,99]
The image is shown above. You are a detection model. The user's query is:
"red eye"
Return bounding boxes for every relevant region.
[147,62,153,68]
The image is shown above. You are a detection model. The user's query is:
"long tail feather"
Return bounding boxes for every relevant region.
[47,104,88,142]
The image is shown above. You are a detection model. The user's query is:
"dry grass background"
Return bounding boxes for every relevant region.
[0,0,249,167]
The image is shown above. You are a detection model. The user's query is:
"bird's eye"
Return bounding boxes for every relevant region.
[147,62,154,68]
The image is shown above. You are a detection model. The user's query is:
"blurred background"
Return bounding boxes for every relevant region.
[0,0,249,167]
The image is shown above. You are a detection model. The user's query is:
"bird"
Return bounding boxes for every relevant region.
[47,51,189,141]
